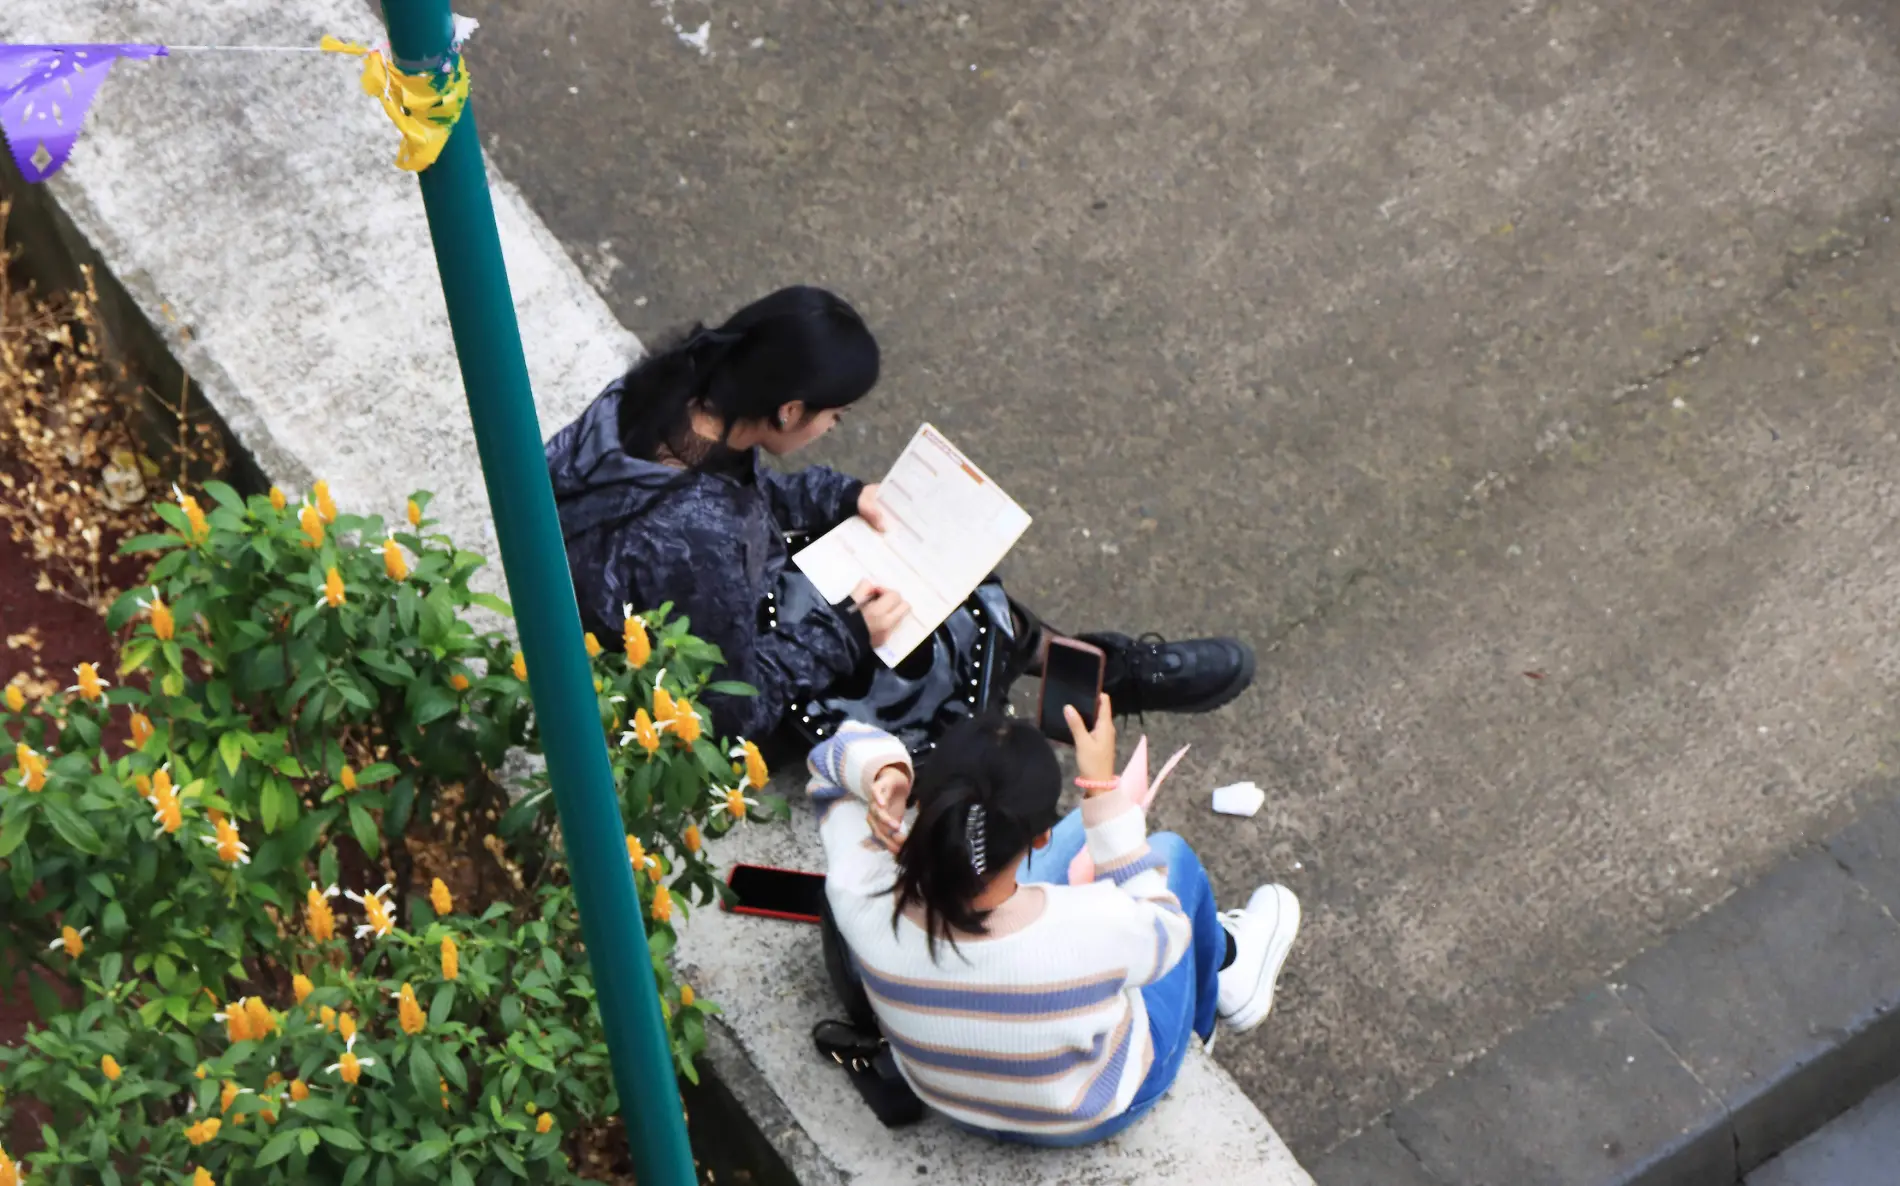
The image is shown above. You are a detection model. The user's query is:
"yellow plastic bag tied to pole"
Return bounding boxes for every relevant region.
[321,33,470,173]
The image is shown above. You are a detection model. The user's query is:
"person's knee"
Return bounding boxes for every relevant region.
[1148,832,1202,878]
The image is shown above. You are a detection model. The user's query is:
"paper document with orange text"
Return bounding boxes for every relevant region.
[793,424,1032,665]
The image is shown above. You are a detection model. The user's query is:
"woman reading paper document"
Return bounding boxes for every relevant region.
[546,286,1255,757]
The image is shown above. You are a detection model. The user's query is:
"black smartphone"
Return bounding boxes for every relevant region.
[724,864,828,925]
[1037,638,1107,745]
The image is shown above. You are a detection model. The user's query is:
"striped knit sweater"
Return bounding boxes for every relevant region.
[809,722,1192,1137]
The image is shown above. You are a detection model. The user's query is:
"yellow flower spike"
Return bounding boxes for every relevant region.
[680,983,696,1008]
[584,632,603,658]
[1,1144,19,1186]
[630,708,660,755]
[338,1012,357,1041]
[220,1000,254,1044]
[683,824,702,854]
[269,485,288,511]
[2,685,22,712]
[449,672,470,692]
[195,1063,208,1080]
[340,765,357,792]
[293,973,314,1005]
[651,884,674,924]
[525,1102,537,1115]
[184,1116,221,1145]
[56,924,86,958]
[175,488,210,543]
[441,936,460,981]
[623,610,651,668]
[397,983,426,1035]
[306,883,340,943]
[299,504,325,548]
[672,700,702,745]
[344,883,397,940]
[265,1072,284,1089]
[289,1078,309,1102]
[651,685,676,725]
[129,712,154,747]
[193,1167,216,1186]
[512,652,528,681]
[71,663,108,702]
[328,1033,376,1085]
[382,537,409,582]
[101,1054,122,1081]
[313,479,338,524]
[319,1005,337,1032]
[147,590,176,641]
[407,498,423,529]
[430,877,453,915]
[322,567,346,609]
[220,1080,240,1113]
[14,744,47,793]
[741,740,769,790]
[245,996,276,1037]
[537,1112,555,1135]
[210,815,251,866]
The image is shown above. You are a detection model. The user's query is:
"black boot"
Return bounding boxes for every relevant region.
[1078,632,1256,716]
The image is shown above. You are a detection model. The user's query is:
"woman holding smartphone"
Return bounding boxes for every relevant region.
[808,696,1298,1143]
[546,286,1255,757]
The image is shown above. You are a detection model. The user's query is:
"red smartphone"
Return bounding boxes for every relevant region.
[1038,637,1107,745]
[724,863,828,925]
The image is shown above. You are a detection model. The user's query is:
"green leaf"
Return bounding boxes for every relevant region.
[706,680,760,697]
[494,1144,527,1178]
[41,800,103,855]
[349,803,381,859]
[450,1158,475,1186]
[396,584,420,634]
[203,479,245,510]
[401,1138,450,1173]
[219,733,244,776]
[408,1042,440,1099]
[429,983,456,1028]
[468,592,514,619]
[99,952,123,990]
[103,901,127,938]
[438,1042,468,1091]
[0,817,30,860]
[300,1128,323,1155]
[499,995,522,1031]
[354,762,399,786]
[119,532,184,555]
[321,1126,366,1151]
[412,689,457,726]
[340,1154,373,1186]
[256,1129,303,1166]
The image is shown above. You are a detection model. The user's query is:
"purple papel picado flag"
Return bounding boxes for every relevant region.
[1,44,166,183]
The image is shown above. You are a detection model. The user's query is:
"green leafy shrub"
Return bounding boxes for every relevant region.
[0,480,776,1184]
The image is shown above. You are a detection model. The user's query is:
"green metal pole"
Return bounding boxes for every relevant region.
[378,3,697,1181]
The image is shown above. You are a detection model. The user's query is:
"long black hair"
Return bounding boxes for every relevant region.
[616,285,880,463]
[890,715,1063,958]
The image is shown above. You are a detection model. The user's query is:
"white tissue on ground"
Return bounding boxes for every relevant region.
[1211,781,1266,818]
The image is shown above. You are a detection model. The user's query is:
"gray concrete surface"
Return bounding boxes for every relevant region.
[1748,1077,1900,1186]
[456,0,1900,1154]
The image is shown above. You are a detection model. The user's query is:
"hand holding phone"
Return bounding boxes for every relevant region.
[1064,695,1118,790]
[1038,638,1107,745]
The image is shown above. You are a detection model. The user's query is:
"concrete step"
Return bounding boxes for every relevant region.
[675,792,1315,1186]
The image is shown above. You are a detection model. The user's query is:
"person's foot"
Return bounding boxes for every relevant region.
[1078,632,1256,716]
[1216,884,1301,1033]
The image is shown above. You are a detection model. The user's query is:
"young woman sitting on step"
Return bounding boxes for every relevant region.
[807,696,1301,1145]
[546,285,1255,760]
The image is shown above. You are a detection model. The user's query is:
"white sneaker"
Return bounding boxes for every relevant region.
[1215,884,1301,1033]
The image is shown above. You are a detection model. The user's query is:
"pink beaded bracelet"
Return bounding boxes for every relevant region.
[1074,777,1119,792]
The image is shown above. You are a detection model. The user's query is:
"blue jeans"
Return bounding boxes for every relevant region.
[977,811,1225,1148]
